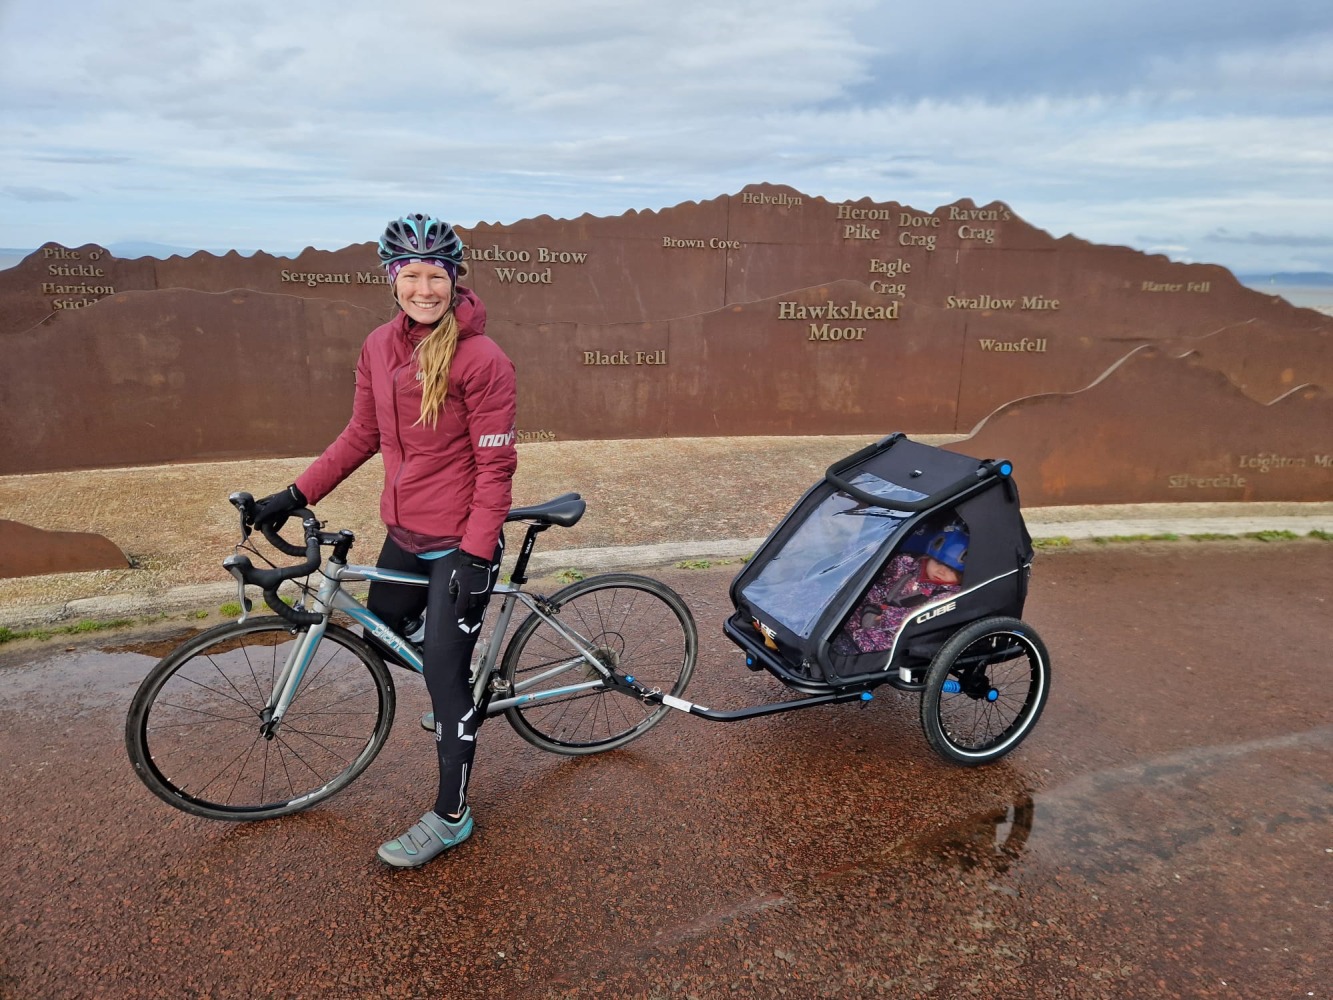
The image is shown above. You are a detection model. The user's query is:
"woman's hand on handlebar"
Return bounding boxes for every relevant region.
[249,484,308,533]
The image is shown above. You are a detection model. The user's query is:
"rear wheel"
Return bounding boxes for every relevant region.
[501,574,696,754]
[920,616,1050,766]
[126,618,395,820]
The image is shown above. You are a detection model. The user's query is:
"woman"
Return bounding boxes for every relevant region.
[251,213,517,869]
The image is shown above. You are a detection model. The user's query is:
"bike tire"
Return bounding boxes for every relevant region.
[126,617,395,821]
[919,616,1050,766]
[500,573,696,755]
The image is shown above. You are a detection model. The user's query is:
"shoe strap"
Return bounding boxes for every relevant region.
[418,809,468,841]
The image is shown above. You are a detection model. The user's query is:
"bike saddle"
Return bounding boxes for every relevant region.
[506,493,586,527]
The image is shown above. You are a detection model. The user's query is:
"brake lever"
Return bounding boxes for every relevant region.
[229,491,256,543]
[222,556,254,624]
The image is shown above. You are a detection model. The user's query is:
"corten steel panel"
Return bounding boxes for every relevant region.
[727,191,1051,252]
[662,280,964,437]
[487,319,672,440]
[154,245,386,300]
[723,197,1046,307]
[1163,319,1333,405]
[947,347,1333,505]
[8,188,1323,340]
[2,184,1331,504]
[493,279,966,440]
[726,186,855,248]
[0,243,395,338]
[463,197,731,326]
[0,289,375,475]
[0,520,127,578]
[0,245,162,336]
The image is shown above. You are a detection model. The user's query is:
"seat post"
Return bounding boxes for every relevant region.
[508,522,549,587]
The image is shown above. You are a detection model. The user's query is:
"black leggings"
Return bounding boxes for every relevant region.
[366,534,502,818]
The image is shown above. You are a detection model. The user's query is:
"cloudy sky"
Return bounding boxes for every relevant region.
[2,0,1331,275]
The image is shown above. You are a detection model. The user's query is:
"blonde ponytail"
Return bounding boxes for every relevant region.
[414,309,461,428]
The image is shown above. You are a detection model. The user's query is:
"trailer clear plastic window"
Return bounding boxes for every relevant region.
[739,473,925,637]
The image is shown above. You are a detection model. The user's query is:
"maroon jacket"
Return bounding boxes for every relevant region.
[295,287,517,557]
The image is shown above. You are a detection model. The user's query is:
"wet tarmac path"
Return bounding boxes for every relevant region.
[1,543,1330,999]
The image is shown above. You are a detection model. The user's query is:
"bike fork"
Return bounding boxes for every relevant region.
[259,620,328,738]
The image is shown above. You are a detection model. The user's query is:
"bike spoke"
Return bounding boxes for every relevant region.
[129,621,393,818]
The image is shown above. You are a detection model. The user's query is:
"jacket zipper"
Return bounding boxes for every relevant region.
[387,344,415,526]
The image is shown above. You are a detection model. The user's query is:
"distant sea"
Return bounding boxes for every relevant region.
[3,247,1331,315]
[1238,278,1333,316]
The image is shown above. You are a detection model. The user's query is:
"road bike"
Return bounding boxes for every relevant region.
[125,492,697,821]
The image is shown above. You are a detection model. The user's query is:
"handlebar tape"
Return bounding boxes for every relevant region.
[261,508,319,557]
[261,589,325,626]
[225,529,326,627]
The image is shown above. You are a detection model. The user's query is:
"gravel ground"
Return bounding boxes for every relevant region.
[0,435,890,609]
[3,546,1332,998]
[2,434,1328,618]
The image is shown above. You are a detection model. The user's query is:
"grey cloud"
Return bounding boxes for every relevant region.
[844,1,1333,104]
[3,0,1332,275]
[1207,229,1333,248]
[30,152,131,165]
[4,186,77,202]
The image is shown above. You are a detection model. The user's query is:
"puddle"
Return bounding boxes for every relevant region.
[0,625,203,707]
[917,794,1035,873]
[99,627,203,659]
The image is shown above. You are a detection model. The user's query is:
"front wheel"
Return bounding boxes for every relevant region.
[920,616,1050,766]
[125,617,395,820]
[501,574,697,754]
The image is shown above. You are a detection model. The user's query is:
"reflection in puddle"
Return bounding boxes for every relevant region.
[920,794,1035,873]
[99,628,202,659]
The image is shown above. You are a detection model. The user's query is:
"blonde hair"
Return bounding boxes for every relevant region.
[414,310,460,428]
[394,261,469,428]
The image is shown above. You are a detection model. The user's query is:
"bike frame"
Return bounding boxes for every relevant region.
[256,558,629,730]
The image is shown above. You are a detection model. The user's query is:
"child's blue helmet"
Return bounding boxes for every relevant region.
[925,525,968,572]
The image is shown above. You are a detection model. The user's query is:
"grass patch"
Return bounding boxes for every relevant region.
[0,618,136,646]
[65,618,135,633]
[676,557,745,570]
[554,568,585,584]
[1033,536,1072,549]
[1040,529,1327,549]
[220,601,243,618]
[1245,530,1299,543]
[1093,532,1180,544]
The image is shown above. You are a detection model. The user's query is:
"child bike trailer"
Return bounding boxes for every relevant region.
[720,433,1051,765]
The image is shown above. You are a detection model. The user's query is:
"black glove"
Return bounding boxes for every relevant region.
[249,484,307,533]
[449,550,494,624]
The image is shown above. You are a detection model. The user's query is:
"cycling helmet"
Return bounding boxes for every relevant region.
[897,525,932,556]
[377,213,466,267]
[924,525,968,572]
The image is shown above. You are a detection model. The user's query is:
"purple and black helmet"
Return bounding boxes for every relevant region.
[377,213,466,267]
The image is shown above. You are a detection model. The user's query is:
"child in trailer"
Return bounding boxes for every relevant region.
[832,524,968,655]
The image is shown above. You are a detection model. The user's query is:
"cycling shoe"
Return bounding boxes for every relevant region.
[377,808,473,868]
